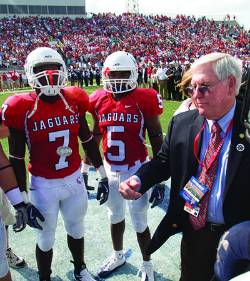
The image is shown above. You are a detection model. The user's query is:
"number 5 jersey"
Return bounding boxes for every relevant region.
[89,88,163,168]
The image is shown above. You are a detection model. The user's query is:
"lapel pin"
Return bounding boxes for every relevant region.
[236,143,245,152]
[239,133,245,139]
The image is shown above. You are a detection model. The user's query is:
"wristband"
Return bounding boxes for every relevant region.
[81,134,94,144]
[21,191,29,204]
[97,165,107,179]
[9,154,25,160]
[5,187,23,206]
[81,162,91,174]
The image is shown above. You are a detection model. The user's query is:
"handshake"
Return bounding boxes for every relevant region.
[13,202,45,233]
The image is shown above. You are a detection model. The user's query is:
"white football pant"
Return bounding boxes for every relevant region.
[0,218,8,278]
[104,160,152,233]
[29,168,88,252]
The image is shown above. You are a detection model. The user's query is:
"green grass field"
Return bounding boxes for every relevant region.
[1,87,182,281]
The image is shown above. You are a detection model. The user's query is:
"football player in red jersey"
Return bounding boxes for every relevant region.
[0,124,32,281]
[1,47,109,281]
[82,51,165,281]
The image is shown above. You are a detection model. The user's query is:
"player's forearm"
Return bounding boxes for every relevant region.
[9,157,27,192]
[149,135,163,158]
[0,143,18,189]
[82,127,102,165]
[81,137,103,168]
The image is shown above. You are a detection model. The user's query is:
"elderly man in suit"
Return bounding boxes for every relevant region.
[119,52,250,281]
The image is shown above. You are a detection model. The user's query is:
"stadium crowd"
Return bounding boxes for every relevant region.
[0,13,249,69]
[0,13,249,99]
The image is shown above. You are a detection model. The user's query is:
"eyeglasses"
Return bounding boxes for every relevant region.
[185,80,223,96]
[184,85,210,95]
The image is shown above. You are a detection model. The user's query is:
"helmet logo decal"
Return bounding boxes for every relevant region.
[103,67,111,76]
[45,70,59,87]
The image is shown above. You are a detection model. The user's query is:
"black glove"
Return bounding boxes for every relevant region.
[149,183,165,208]
[96,177,109,205]
[82,173,95,191]
[26,203,45,230]
[13,204,28,233]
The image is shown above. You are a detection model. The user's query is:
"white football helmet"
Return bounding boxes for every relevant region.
[102,51,138,94]
[24,47,67,96]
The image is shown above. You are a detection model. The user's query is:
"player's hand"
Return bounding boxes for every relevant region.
[13,205,28,232]
[96,177,109,205]
[82,173,95,191]
[119,176,142,200]
[149,183,165,208]
[26,203,45,230]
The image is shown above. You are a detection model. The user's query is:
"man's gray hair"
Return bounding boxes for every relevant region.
[191,52,242,95]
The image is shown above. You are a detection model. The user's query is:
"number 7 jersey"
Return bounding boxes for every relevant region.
[89,88,163,168]
[2,87,89,179]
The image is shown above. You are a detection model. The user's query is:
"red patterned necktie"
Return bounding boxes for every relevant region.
[190,122,222,230]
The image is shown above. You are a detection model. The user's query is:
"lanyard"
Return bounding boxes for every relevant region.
[193,120,233,171]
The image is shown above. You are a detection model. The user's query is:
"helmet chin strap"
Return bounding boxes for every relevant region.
[27,92,42,118]
[28,88,75,119]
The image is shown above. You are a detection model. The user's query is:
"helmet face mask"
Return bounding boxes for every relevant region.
[25,47,68,96]
[102,51,138,94]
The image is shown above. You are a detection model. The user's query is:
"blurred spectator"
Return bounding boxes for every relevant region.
[166,63,175,100]
[137,65,143,87]
[142,63,148,87]
[95,67,101,86]
[150,67,159,92]
[156,61,168,99]
[214,221,250,281]
[174,70,196,115]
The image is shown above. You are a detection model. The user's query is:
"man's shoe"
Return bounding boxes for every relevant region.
[74,267,95,281]
[138,261,155,281]
[6,248,26,268]
[98,252,126,278]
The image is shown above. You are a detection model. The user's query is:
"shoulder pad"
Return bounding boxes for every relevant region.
[62,86,89,114]
[2,93,35,129]
[133,88,163,118]
[89,89,107,115]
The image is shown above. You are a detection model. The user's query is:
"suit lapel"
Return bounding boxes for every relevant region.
[185,113,204,180]
[225,103,245,192]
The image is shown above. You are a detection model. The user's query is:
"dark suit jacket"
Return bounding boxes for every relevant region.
[136,101,250,254]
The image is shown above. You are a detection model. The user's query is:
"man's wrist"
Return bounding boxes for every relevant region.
[21,191,29,204]
[5,187,24,206]
[131,175,141,184]
[81,162,91,174]
[97,165,107,179]
[13,202,27,209]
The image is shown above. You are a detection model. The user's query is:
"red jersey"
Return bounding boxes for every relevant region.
[89,88,163,167]
[2,87,89,179]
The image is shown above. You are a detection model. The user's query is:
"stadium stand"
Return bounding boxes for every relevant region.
[0,14,249,70]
